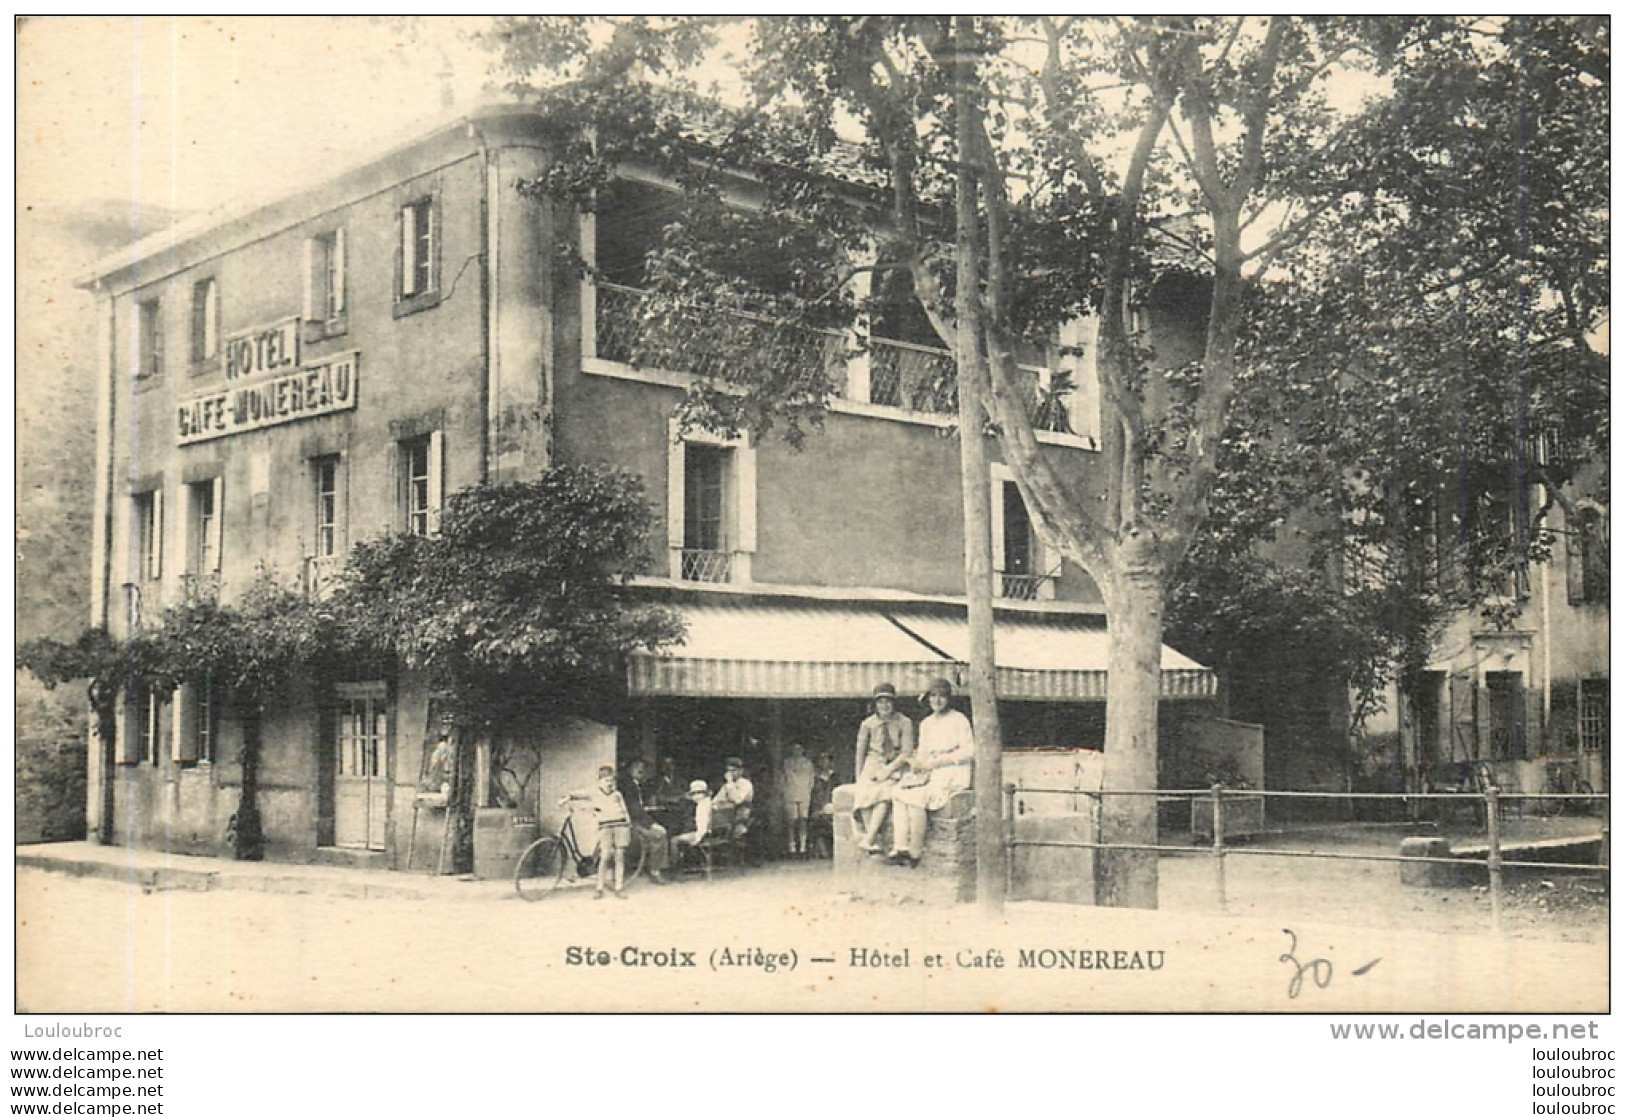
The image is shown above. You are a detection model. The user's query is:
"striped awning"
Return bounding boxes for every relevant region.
[626,602,949,699]
[627,599,1216,702]
[888,613,1217,701]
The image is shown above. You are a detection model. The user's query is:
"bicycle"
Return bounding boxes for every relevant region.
[513,808,648,901]
[1546,760,1597,818]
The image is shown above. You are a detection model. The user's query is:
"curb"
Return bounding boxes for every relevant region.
[16,847,507,903]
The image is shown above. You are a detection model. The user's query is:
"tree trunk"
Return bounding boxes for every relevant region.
[952,20,1006,914]
[235,708,266,861]
[90,687,117,847]
[1095,554,1166,909]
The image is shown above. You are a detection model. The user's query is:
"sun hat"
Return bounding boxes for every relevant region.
[925,677,954,698]
[871,682,899,703]
[687,779,710,797]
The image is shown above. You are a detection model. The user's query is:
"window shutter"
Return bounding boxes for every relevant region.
[204,281,218,359]
[210,477,225,572]
[423,200,436,291]
[1448,672,1477,762]
[150,487,165,581]
[302,238,316,321]
[336,455,349,553]
[1567,519,1589,605]
[332,228,347,315]
[400,204,417,297]
[426,430,444,534]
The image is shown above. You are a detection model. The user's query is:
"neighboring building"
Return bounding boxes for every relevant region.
[79,103,1219,868]
[1368,451,1610,800]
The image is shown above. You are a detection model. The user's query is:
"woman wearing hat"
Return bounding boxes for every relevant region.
[852,682,915,853]
[889,678,974,867]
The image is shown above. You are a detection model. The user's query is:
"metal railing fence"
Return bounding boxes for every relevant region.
[1003,783,1609,933]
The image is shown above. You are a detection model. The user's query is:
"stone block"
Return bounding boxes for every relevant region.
[1399,836,1458,886]
[833,784,976,904]
[1011,814,1095,904]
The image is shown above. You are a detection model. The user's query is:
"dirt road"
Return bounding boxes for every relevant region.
[16,864,1606,1013]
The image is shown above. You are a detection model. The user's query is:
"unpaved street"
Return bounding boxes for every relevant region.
[17,864,1606,1013]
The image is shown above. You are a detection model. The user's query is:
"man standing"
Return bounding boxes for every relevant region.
[618,759,671,884]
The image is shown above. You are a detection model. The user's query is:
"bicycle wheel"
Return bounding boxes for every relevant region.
[624,829,649,886]
[513,836,568,901]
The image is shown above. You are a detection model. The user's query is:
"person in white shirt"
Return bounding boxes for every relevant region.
[889,678,973,866]
[671,780,715,864]
[712,756,755,838]
[780,743,816,857]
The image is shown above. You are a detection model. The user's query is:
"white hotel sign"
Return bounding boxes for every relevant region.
[177,346,359,447]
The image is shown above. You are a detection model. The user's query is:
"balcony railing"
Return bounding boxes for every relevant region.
[123,580,162,631]
[680,549,733,584]
[868,337,957,414]
[304,555,342,601]
[596,282,844,394]
[999,572,1057,602]
[179,572,221,605]
[596,282,1081,436]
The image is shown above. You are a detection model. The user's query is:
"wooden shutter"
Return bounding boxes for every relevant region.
[301,238,316,320]
[1448,672,1477,762]
[426,430,444,534]
[400,204,417,297]
[210,477,225,572]
[150,487,164,581]
[331,228,347,315]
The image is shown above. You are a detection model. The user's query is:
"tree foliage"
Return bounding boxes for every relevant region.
[330,465,685,729]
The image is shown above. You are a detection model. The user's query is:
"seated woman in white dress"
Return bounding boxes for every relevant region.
[889,677,973,867]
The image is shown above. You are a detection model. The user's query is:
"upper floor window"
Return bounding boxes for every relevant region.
[400,433,443,537]
[186,479,222,578]
[306,230,347,331]
[195,680,217,765]
[133,489,163,583]
[136,687,159,765]
[136,297,163,380]
[683,444,728,570]
[312,455,342,558]
[190,278,219,366]
[992,470,1055,601]
[667,422,756,584]
[397,196,438,312]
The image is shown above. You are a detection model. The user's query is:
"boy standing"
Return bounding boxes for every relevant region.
[780,743,816,857]
[563,765,632,899]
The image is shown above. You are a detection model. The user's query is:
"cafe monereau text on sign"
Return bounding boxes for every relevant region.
[176,317,359,446]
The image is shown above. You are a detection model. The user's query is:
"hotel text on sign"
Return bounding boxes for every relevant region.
[176,352,360,446]
[225,317,301,381]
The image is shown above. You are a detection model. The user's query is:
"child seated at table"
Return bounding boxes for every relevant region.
[670,780,714,865]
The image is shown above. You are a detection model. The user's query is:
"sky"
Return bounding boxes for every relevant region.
[17,16,494,221]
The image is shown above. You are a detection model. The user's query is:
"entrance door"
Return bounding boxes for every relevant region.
[1484,672,1526,761]
[334,692,389,850]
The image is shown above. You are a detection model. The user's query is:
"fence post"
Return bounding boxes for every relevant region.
[1485,782,1503,934]
[1003,782,1017,896]
[1212,783,1227,913]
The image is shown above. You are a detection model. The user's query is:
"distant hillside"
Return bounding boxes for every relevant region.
[16,200,187,644]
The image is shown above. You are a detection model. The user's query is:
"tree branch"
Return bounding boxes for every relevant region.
[1232,17,1288,206]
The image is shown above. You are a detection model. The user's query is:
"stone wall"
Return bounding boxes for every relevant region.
[832,785,975,904]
